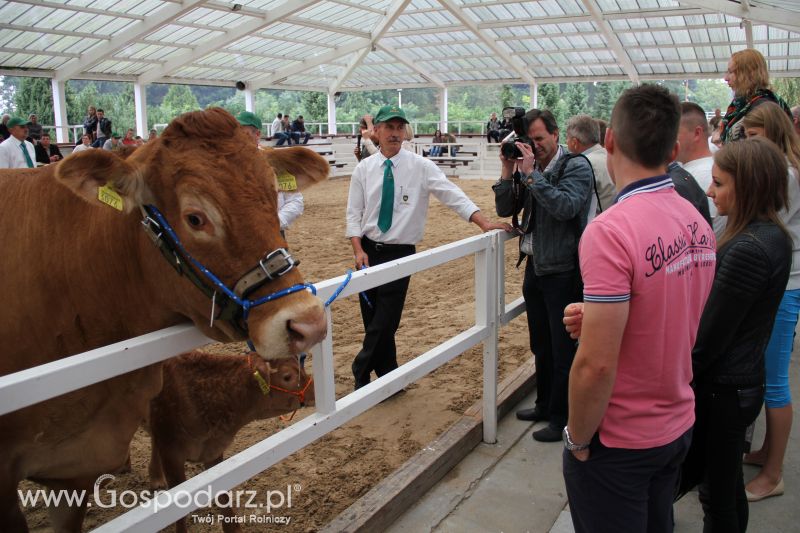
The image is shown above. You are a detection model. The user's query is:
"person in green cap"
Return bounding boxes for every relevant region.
[236,110,304,237]
[345,104,511,390]
[102,131,123,152]
[0,116,36,169]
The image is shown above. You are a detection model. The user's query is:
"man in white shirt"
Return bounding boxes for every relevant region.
[237,111,304,236]
[565,114,612,218]
[677,102,716,221]
[271,112,291,146]
[346,105,510,389]
[0,116,36,169]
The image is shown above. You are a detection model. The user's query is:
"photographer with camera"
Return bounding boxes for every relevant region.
[493,107,594,443]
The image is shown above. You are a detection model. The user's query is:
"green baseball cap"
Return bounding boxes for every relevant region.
[7,116,27,128]
[236,111,262,131]
[111,131,122,138]
[374,105,408,124]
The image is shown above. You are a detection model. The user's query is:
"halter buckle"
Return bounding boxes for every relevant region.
[259,248,296,280]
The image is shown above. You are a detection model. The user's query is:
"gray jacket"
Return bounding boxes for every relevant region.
[493,149,593,275]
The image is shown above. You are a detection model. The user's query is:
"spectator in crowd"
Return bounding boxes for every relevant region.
[487,112,502,143]
[102,131,122,152]
[562,84,715,533]
[0,116,36,168]
[148,128,158,142]
[271,112,291,146]
[93,109,112,148]
[596,118,607,147]
[280,114,292,144]
[355,114,379,161]
[739,101,800,504]
[402,123,415,152]
[291,115,311,145]
[122,128,137,146]
[792,105,800,136]
[667,161,712,227]
[26,114,43,143]
[346,105,509,390]
[443,131,459,157]
[679,137,791,531]
[722,48,791,143]
[0,114,10,140]
[34,132,62,165]
[565,114,612,216]
[429,129,445,157]
[498,115,513,140]
[677,102,717,223]
[83,106,97,143]
[237,111,304,238]
[72,133,93,154]
[134,136,144,146]
[494,108,594,442]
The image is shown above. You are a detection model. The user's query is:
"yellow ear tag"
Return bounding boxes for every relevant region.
[97,183,124,211]
[276,171,298,192]
[253,370,271,395]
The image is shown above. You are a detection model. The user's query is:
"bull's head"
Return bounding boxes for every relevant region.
[54,108,329,360]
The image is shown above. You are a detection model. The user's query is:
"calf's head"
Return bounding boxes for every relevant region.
[251,355,315,412]
[55,108,329,359]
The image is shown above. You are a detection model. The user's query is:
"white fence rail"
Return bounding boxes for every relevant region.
[1,230,526,532]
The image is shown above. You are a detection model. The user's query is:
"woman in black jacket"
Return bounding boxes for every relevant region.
[681,137,792,531]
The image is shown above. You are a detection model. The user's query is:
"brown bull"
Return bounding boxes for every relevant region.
[148,351,314,533]
[0,108,328,531]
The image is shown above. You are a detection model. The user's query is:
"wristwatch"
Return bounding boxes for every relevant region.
[563,426,590,451]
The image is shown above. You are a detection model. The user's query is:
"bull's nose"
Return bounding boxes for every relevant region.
[286,307,327,353]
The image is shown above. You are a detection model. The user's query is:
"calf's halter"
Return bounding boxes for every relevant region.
[140,204,315,337]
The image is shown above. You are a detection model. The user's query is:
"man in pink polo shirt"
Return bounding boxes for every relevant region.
[562,84,716,533]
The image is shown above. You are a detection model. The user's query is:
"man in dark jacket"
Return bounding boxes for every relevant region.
[34,132,62,165]
[493,108,594,443]
[92,109,112,148]
[291,115,311,145]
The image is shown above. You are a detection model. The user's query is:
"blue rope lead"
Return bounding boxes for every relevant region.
[324,269,352,307]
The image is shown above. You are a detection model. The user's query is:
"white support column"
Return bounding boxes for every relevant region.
[327,92,337,135]
[530,80,538,109]
[134,82,148,138]
[440,87,448,132]
[51,78,68,144]
[244,87,255,112]
[476,233,499,444]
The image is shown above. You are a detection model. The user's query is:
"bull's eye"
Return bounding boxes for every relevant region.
[186,213,205,229]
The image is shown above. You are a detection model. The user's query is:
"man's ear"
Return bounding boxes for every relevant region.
[55,149,150,214]
[262,147,329,191]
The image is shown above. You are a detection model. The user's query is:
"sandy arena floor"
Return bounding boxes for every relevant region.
[23,175,532,532]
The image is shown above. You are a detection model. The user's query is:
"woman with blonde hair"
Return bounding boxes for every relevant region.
[681,136,792,531]
[739,101,800,502]
[721,48,791,143]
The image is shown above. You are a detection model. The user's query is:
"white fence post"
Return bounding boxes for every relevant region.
[312,308,337,414]
[476,232,499,444]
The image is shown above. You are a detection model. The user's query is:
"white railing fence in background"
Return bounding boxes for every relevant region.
[0,230,525,532]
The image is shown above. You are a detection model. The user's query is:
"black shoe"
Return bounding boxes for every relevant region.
[516,406,549,422]
[532,424,562,443]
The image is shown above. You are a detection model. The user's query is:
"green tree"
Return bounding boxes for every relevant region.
[0,76,17,114]
[690,79,732,114]
[500,85,514,109]
[773,78,800,106]
[565,83,589,117]
[538,83,560,111]
[15,77,54,126]
[300,91,327,121]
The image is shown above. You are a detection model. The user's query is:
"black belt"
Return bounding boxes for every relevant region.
[362,236,414,252]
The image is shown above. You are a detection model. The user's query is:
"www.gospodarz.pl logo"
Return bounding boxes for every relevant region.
[18,474,299,518]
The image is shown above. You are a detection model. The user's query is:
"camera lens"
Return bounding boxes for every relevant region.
[501,141,521,159]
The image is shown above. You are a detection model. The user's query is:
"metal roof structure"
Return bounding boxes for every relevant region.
[1,0,799,92]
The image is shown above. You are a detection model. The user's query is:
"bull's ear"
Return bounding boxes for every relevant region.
[262,146,329,191]
[55,150,151,214]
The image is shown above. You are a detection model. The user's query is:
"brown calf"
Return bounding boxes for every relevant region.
[148,351,313,532]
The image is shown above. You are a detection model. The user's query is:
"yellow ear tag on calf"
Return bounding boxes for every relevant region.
[276,171,298,192]
[97,183,124,211]
[253,370,271,395]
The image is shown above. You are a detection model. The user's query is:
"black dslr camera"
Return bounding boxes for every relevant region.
[500,106,535,159]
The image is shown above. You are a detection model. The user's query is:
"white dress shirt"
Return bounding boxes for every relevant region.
[682,156,716,218]
[0,136,36,169]
[346,148,479,245]
[278,191,304,230]
[271,118,284,135]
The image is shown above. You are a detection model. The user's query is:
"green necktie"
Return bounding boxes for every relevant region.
[377,159,394,233]
[20,142,33,168]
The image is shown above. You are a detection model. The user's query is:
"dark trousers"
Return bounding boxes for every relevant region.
[522,259,581,428]
[487,130,501,143]
[352,237,415,389]
[680,385,763,532]
[291,131,311,144]
[564,428,693,533]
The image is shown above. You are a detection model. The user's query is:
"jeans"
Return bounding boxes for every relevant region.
[682,385,764,532]
[292,131,311,144]
[522,259,581,428]
[430,145,442,157]
[764,289,800,407]
[275,132,292,146]
[564,428,692,533]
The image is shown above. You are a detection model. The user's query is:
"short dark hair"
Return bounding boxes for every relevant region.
[524,109,558,135]
[97,108,104,113]
[277,113,282,118]
[297,115,303,120]
[680,101,709,136]
[611,84,680,168]
[596,118,607,147]
[40,132,50,139]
